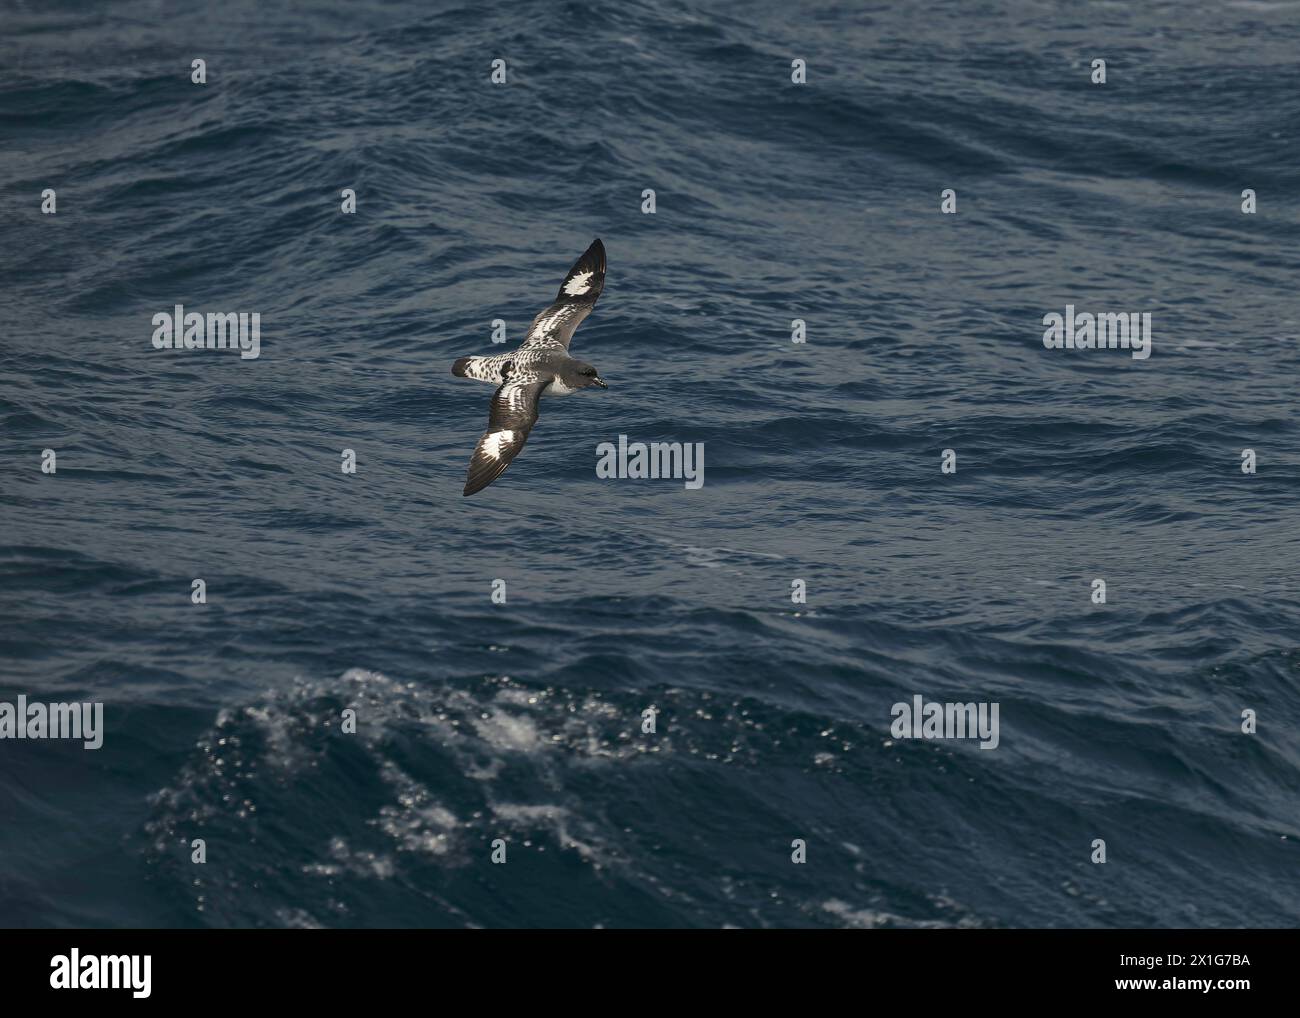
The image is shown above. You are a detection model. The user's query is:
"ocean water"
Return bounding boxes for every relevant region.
[2,0,1299,928]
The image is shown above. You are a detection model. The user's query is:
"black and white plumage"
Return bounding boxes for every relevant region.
[452,239,609,496]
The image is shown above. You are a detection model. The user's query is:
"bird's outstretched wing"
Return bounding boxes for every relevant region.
[522,238,606,351]
[463,376,548,495]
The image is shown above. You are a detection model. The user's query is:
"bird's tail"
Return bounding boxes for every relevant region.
[451,356,475,378]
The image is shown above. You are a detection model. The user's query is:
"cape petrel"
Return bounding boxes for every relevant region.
[452,238,609,496]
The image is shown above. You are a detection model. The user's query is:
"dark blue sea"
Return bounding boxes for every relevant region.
[2,0,1299,929]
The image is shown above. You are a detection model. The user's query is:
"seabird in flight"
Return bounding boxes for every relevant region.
[452,239,609,496]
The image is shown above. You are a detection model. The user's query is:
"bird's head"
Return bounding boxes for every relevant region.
[571,361,608,389]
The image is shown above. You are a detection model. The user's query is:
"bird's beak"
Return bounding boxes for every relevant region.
[593,376,608,389]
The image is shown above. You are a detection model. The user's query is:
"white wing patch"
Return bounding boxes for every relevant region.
[463,378,545,495]
[564,271,594,296]
[482,430,515,460]
[521,238,605,352]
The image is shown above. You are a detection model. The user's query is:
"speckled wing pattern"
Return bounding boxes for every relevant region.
[522,238,606,351]
[463,376,548,496]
